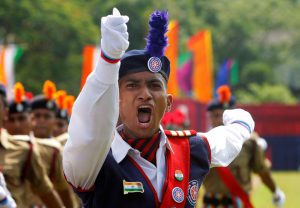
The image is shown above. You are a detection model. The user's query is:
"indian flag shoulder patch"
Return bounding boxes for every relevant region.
[123,180,144,194]
[175,170,184,181]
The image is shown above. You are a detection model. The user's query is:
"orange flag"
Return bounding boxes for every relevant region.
[165,21,179,97]
[0,46,7,85]
[80,45,101,89]
[187,30,213,103]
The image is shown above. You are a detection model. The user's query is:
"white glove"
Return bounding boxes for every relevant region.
[223,108,255,134]
[273,187,285,208]
[101,8,129,60]
[256,137,268,151]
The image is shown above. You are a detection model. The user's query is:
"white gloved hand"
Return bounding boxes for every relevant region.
[223,108,255,134]
[101,8,129,60]
[273,187,285,208]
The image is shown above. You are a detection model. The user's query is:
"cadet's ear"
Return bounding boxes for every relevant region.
[166,94,173,112]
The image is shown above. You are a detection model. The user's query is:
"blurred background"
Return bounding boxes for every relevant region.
[1,0,299,207]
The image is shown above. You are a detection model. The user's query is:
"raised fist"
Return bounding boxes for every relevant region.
[223,108,255,134]
[101,8,129,60]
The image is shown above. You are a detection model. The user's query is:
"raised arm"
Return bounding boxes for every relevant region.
[202,108,255,167]
[63,8,129,190]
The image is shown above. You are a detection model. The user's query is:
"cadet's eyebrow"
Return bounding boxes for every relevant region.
[124,78,140,83]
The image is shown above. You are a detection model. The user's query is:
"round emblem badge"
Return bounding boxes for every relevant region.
[172,187,184,203]
[16,103,24,112]
[187,180,199,206]
[147,57,162,73]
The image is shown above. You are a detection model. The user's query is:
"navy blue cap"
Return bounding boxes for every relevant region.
[207,96,236,111]
[119,49,170,81]
[30,95,57,112]
[56,109,69,122]
[8,100,31,114]
[0,83,6,98]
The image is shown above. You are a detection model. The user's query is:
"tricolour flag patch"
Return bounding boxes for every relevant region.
[175,170,184,181]
[123,180,144,194]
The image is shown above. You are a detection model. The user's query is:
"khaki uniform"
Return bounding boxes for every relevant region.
[32,136,81,207]
[54,132,69,146]
[202,139,268,207]
[54,132,82,207]
[0,129,53,208]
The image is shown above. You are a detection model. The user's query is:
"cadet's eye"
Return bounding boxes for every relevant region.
[126,83,137,88]
[151,82,162,89]
[34,113,41,119]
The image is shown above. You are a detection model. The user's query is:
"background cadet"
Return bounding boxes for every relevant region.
[30,80,76,207]
[53,91,81,207]
[202,85,285,208]
[2,82,64,207]
[0,83,17,208]
[53,90,68,138]
[53,91,75,147]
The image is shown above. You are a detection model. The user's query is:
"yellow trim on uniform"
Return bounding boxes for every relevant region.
[170,131,177,136]
[184,130,191,136]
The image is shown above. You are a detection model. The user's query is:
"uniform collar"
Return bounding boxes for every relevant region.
[112,125,173,163]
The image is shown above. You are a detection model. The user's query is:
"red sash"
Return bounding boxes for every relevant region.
[160,130,195,208]
[216,167,254,208]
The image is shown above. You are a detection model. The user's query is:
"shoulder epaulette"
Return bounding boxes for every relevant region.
[164,130,197,137]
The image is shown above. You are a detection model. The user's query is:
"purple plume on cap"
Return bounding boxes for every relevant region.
[145,10,168,57]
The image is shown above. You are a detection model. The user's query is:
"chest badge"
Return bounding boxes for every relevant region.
[174,170,183,181]
[123,180,144,194]
[172,187,185,203]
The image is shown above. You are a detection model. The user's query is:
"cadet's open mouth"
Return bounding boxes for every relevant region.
[137,106,152,123]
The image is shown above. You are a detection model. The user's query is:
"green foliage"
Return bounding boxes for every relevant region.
[0,0,98,95]
[240,62,275,86]
[0,0,299,101]
[236,83,297,104]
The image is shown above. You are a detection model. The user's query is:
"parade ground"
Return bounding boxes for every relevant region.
[252,171,299,208]
[196,171,299,208]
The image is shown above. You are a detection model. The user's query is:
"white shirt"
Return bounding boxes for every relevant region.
[63,58,254,199]
[112,125,172,201]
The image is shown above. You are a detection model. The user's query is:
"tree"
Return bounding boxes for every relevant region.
[236,83,297,104]
[1,0,299,101]
[240,62,275,87]
[0,0,98,95]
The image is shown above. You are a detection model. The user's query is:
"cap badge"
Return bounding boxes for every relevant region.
[46,101,53,109]
[16,103,24,112]
[147,57,162,73]
[60,110,67,118]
